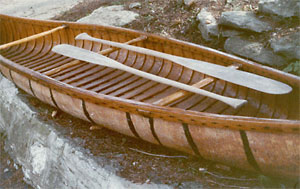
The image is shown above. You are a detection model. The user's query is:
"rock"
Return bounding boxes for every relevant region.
[270,32,300,60]
[129,2,142,9]
[224,36,287,67]
[221,28,244,38]
[197,8,219,41]
[259,0,300,18]
[0,0,83,20]
[219,11,272,33]
[77,5,139,26]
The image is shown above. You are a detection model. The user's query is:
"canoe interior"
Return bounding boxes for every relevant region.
[0,16,299,121]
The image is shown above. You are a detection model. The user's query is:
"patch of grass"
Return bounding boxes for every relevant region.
[283,60,300,76]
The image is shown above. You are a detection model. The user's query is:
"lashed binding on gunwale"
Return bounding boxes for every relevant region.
[0,14,299,179]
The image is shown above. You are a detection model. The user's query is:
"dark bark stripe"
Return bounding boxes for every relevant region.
[126,112,141,139]
[240,130,261,172]
[9,69,14,83]
[49,88,59,108]
[182,123,203,159]
[28,79,36,97]
[82,100,96,124]
[148,117,163,145]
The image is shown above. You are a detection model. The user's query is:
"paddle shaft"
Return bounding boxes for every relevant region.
[52,44,247,109]
[75,33,292,95]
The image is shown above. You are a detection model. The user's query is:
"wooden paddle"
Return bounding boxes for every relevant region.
[52,44,247,109]
[75,33,292,95]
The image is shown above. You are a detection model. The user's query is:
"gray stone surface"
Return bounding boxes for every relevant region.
[77,5,139,26]
[219,11,272,33]
[0,74,170,189]
[0,0,84,20]
[270,32,300,60]
[221,28,243,38]
[259,0,300,18]
[224,36,287,67]
[197,8,219,41]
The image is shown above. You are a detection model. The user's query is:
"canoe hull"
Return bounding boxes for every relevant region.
[0,14,299,179]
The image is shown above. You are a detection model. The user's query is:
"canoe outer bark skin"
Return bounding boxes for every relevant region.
[0,64,299,180]
[0,14,299,180]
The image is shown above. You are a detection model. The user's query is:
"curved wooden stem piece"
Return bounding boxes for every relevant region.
[76,33,292,95]
[45,35,147,76]
[0,25,67,50]
[52,44,247,109]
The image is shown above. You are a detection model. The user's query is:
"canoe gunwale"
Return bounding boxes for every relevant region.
[0,54,299,134]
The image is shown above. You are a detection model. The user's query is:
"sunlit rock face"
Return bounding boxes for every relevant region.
[77,5,139,26]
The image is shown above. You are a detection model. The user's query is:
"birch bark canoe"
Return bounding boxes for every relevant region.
[0,14,299,180]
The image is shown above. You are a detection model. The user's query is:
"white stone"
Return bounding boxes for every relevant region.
[77,5,139,26]
[30,142,47,174]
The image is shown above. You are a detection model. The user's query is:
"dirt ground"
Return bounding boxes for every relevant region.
[53,0,263,47]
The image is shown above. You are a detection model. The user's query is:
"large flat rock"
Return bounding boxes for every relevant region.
[259,0,300,18]
[219,11,272,33]
[77,5,139,26]
[0,0,84,20]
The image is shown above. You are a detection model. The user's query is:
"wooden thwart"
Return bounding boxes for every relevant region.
[76,33,292,95]
[0,25,67,50]
[52,44,247,109]
[45,35,147,76]
[154,65,240,106]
